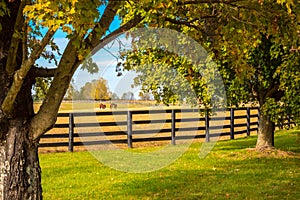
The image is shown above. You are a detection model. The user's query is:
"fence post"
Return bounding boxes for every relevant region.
[230,108,235,140]
[246,107,250,136]
[127,111,133,148]
[205,109,210,142]
[171,109,176,145]
[68,113,74,152]
[257,108,260,134]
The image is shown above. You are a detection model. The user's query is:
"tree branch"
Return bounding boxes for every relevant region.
[33,67,57,78]
[5,0,27,76]
[264,83,280,99]
[164,17,203,31]
[1,28,57,116]
[90,14,144,55]
[86,0,121,49]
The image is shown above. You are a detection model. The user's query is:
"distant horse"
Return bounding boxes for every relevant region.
[99,103,106,109]
[110,103,117,109]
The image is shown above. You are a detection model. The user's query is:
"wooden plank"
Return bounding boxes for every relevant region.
[53,124,69,128]
[133,137,171,142]
[42,134,69,139]
[234,130,248,135]
[75,139,127,146]
[234,115,248,119]
[57,113,70,117]
[73,111,127,117]
[179,117,206,122]
[39,142,69,147]
[75,121,127,127]
[210,116,231,121]
[75,131,126,137]
[133,117,205,124]
[175,134,204,140]
[233,123,248,128]
[132,109,173,114]
[250,122,258,126]
[133,119,171,124]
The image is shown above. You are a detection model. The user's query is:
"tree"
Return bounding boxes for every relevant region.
[64,79,80,100]
[77,78,111,100]
[121,91,135,100]
[139,91,152,101]
[90,78,111,100]
[119,0,300,150]
[79,82,93,100]
[111,92,120,100]
[0,1,143,199]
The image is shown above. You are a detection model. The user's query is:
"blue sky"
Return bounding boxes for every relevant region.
[37,15,141,99]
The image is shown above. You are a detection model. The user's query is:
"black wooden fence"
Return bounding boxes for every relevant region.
[39,107,261,152]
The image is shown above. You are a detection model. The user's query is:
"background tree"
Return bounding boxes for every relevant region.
[90,78,111,100]
[119,0,300,150]
[121,91,135,100]
[138,91,152,101]
[64,79,80,100]
[111,92,120,100]
[79,82,93,100]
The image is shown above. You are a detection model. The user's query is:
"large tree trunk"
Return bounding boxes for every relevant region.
[256,111,275,150]
[0,119,42,200]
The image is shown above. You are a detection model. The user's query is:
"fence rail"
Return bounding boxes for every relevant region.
[39,107,264,152]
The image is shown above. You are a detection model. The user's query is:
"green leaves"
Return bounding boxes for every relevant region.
[276,0,295,13]
[0,0,9,31]
[33,77,52,101]
[23,0,103,44]
[80,56,99,74]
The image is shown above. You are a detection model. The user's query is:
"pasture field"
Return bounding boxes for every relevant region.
[40,129,300,200]
[34,100,160,113]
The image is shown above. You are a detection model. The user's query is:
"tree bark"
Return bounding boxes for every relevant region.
[256,111,275,150]
[0,119,42,200]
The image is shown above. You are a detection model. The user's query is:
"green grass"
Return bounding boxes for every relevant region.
[40,129,300,200]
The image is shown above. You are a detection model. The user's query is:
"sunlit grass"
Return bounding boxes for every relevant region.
[40,129,300,200]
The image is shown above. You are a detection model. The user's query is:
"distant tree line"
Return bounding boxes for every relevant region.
[33,77,154,101]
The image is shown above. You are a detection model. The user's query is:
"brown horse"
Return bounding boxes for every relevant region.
[110,103,117,109]
[99,103,106,109]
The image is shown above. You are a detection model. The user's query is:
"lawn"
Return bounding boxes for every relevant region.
[40,129,300,200]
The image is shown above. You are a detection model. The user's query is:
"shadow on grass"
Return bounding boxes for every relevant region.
[214,129,300,154]
[213,136,257,151]
[275,129,300,153]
